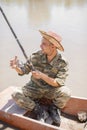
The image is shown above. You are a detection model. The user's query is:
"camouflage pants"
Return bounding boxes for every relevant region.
[12,85,71,111]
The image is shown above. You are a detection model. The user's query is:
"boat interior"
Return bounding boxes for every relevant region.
[0,86,87,130]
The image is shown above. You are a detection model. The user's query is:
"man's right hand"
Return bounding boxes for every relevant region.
[10,56,23,74]
[10,56,19,69]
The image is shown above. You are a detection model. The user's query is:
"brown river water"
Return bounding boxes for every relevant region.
[0,0,87,98]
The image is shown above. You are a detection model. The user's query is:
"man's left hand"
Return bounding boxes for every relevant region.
[31,71,42,79]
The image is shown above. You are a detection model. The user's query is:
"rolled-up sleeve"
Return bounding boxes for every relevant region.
[55,61,69,86]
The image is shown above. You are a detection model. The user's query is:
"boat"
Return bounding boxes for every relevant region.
[0,86,87,130]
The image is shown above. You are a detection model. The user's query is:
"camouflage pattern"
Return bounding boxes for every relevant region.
[12,50,71,110]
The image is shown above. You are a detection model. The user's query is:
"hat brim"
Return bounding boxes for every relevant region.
[39,30,64,51]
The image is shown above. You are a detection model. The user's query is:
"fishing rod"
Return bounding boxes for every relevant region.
[0,6,34,70]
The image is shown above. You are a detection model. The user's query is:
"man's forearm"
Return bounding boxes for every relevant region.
[40,72,60,87]
[15,66,24,75]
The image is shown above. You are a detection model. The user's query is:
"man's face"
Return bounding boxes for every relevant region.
[40,38,54,55]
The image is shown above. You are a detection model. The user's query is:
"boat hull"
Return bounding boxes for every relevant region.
[0,86,87,130]
[62,96,87,116]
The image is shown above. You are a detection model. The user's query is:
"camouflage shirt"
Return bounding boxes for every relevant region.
[19,50,68,88]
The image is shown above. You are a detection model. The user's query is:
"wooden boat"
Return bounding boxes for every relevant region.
[0,86,87,130]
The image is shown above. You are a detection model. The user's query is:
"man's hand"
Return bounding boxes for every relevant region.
[31,71,41,79]
[10,56,18,69]
[10,56,23,74]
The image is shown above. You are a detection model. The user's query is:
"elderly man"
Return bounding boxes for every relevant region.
[10,30,71,126]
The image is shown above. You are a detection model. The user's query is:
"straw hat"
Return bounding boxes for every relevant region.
[39,30,64,51]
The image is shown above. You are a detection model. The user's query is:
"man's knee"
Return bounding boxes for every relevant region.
[53,86,71,109]
[12,91,25,107]
[58,86,71,96]
[12,91,35,110]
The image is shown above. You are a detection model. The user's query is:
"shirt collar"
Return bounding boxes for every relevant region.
[50,52,61,65]
[41,51,61,64]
